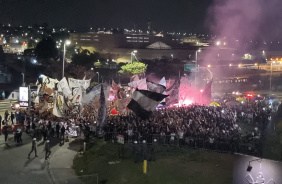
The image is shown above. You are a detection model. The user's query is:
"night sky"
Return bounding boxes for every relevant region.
[0,0,213,32]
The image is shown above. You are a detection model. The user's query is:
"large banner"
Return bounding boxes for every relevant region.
[68,78,91,95]
[81,84,101,104]
[42,75,59,90]
[38,75,58,113]
[166,79,180,106]
[58,77,72,98]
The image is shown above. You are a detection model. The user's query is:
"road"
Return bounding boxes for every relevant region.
[0,98,62,184]
[0,132,61,184]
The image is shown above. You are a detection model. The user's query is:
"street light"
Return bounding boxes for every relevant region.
[131,50,138,64]
[270,61,274,92]
[195,49,201,89]
[21,73,25,86]
[171,54,174,61]
[96,72,99,83]
[62,40,71,79]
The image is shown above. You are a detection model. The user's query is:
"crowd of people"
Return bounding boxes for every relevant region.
[0,97,277,160]
[103,101,274,154]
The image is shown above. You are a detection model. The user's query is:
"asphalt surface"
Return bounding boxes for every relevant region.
[0,132,61,184]
[0,100,84,184]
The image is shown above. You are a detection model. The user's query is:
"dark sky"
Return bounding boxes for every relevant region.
[0,0,213,32]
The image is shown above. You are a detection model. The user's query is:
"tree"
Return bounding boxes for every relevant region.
[35,37,58,65]
[71,50,100,68]
[119,62,147,76]
[27,39,36,49]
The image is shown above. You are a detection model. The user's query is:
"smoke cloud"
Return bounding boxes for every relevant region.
[202,0,282,66]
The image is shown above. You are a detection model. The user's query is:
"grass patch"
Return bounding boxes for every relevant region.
[73,140,234,184]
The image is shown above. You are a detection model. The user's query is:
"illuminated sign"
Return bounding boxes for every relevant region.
[19,87,28,102]
[19,102,28,107]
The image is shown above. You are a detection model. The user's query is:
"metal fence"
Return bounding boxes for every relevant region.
[103,132,262,157]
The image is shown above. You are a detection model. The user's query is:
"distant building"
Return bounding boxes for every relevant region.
[70,31,174,51]
[69,31,200,61]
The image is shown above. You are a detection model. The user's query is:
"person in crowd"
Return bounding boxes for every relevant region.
[15,128,23,144]
[60,124,66,145]
[26,119,31,134]
[4,110,9,121]
[142,140,147,161]
[150,139,158,161]
[2,123,8,144]
[42,124,47,142]
[45,140,51,160]
[31,121,36,137]
[56,123,60,139]
[28,138,38,159]
[2,91,5,100]
[10,112,15,125]
[133,141,139,163]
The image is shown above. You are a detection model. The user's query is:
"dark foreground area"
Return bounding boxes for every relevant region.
[73,140,234,184]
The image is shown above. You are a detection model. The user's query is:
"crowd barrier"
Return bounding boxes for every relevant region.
[102,132,262,157]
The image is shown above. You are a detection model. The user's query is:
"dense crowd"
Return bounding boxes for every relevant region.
[103,103,273,148]
[0,99,276,157]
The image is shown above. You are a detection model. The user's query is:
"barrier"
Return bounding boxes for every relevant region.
[102,132,259,156]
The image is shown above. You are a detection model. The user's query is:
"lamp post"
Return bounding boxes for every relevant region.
[131,50,138,64]
[62,40,71,79]
[195,49,201,88]
[21,73,25,86]
[270,62,274,92]
[96,72,99,83]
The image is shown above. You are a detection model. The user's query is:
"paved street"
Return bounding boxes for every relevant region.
[0,100,82,184]
[0,132,61,184]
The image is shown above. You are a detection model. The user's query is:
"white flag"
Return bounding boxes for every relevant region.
[81,84,101,104]
[58,77,71,98]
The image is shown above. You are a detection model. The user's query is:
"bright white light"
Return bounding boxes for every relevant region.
[65,40,71,45]
[39,74,44,78]
[32,59,37,64]
[179,99,193,106]
[15,40,19,43]
[216,41,221,46]
[133,50,137,53]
